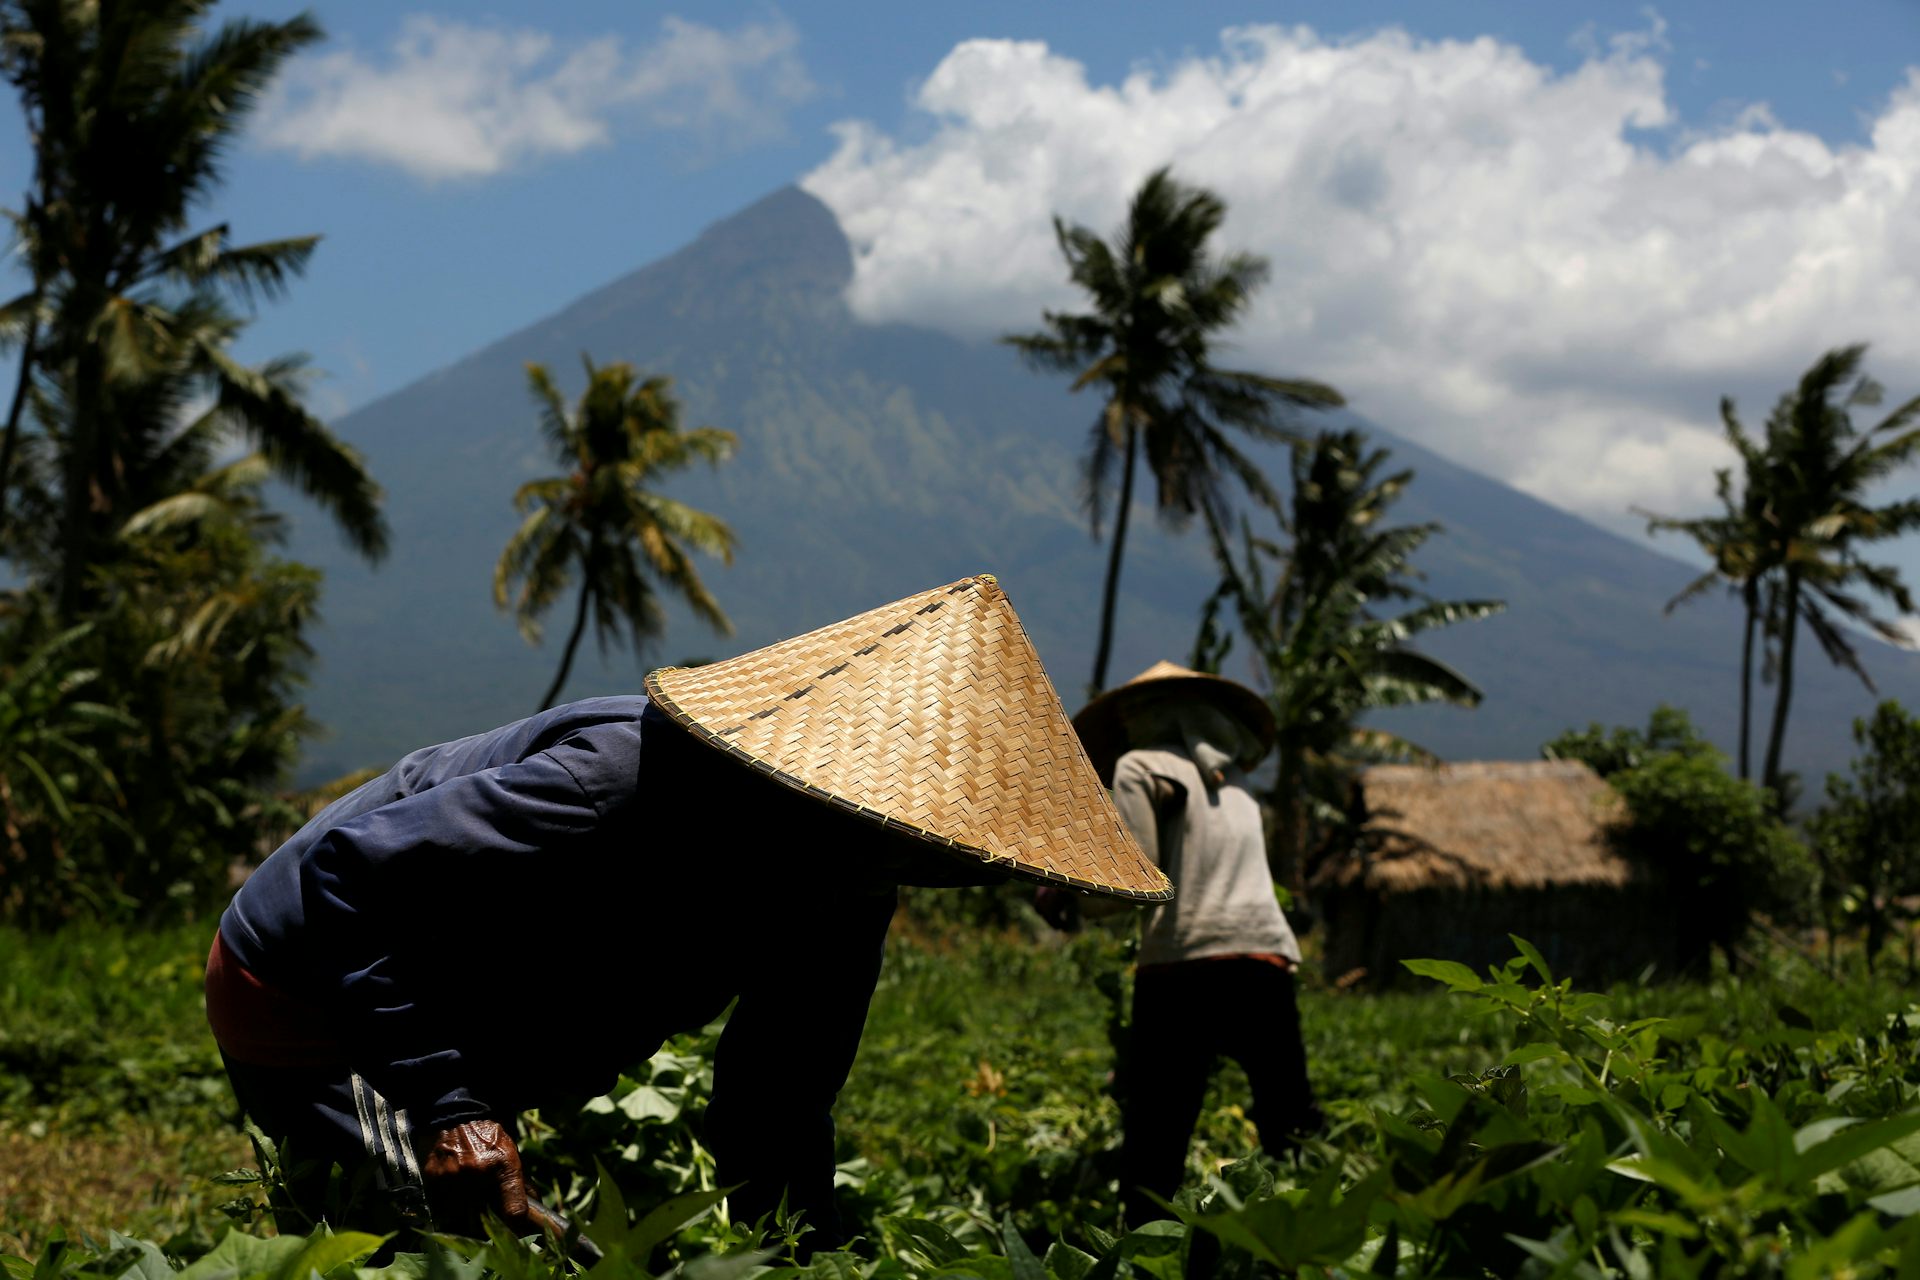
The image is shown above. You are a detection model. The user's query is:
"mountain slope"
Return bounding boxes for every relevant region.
[284,186,1920,787]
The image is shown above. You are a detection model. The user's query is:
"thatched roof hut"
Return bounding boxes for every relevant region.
[1319,760,1629,892]
[1313,760,1680,985]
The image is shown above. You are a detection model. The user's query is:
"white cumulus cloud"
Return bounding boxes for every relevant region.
[800,24,1920,535]
[257,14,814,180]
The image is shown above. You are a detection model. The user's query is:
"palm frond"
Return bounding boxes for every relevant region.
[1800,598,1874,693]
[1345,726,1442,765]
[1377,598,1507,638]
[631,492,736,565]
[197,339,388,561]
[1360,648,1486,707]
[524,362,576,461]
[152,228,319,304]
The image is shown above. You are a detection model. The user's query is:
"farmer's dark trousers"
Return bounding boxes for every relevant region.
[1119,958,1320,1224]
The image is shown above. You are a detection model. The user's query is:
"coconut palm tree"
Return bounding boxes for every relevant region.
[1003,167,1343,694]
[1200,429,1504,883]
[1749,346,1920,800]
[495,358,737,711]
[0,0,385,614]
[1639,409,1776,780]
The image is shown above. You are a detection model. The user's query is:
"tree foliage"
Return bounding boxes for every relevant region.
[0,0,384,617]
[1544,706,1813,969]
[1646,345,1920,803]
[1196,429,1503,886]
[0,622,135,919]
[1809,700,1920,973]
[1003,167,1343,693]
[0,458,322,922]
[1640,416,1773,780]
[495,358,738,711]
[0,0,370,921]
[1748,347,1920,799]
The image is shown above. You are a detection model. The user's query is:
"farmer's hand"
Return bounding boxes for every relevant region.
[422,1119,541,1235]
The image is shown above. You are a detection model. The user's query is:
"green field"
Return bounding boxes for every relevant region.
[8,904,1920,1276]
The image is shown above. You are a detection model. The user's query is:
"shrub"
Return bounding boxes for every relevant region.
[1810,700,1920,972]
[1546,706,1814,969]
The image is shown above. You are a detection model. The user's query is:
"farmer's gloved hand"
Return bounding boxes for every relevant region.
[1033,885,1081,933]
[422,1119,542,1235]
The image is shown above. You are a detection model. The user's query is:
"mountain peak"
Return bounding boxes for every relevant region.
[675,184,852,291]
[414,186,854,381]
[698,185,848,272]
[514,185,851,349]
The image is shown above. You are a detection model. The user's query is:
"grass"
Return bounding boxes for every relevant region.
[0,918,241,1253]
[0,919,231,1134]
[0,1125,250,1255]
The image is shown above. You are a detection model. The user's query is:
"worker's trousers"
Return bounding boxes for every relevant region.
[1118,956,1321,1225]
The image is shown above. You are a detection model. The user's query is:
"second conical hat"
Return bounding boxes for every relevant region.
[1073,660,1276,786]
[645,575,1169,900]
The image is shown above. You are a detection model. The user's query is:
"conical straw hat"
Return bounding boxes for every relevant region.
[1073,660,1276,786]
[645,575,1170,901]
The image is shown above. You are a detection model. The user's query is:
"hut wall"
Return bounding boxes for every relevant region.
[1319,883,1685,987]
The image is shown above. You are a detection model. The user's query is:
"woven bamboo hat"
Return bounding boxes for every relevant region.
[1073,660,1276,786]
[644,575,1170,901]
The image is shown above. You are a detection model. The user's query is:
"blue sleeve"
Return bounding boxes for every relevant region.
[299,746,607,1129]
[705,887,895,1248]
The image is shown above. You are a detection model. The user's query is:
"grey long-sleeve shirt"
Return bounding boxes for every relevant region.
[1111,746,1301,968]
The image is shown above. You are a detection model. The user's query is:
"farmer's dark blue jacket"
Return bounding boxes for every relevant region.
[219,694,895,1229]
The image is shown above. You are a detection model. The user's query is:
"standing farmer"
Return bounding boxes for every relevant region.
[1059,661,1321,1223]
[205,577,1166,1249]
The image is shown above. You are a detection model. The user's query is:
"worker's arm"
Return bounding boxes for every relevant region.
[1108,752,1185,866]
[300,745,608,1122]
[1040,754,1184,925]
[297,740,615,1232]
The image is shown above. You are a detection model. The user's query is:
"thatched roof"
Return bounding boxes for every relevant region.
[1315,760,1631,893]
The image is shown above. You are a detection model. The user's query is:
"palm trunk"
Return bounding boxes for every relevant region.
[1737,577,1758,780]
[1867,903,1886,974]
[1761,566,1803,804]
[1268,753,1307,896]
[1089,420,1138,696]
[541,580,593,711]
[0,309,40,536]
[5,156,48,544]
[57,341,103,622]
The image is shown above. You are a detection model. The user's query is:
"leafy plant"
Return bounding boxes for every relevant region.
[0,444,327,922]
[0,623,136,921]
[19,921,1920,1275]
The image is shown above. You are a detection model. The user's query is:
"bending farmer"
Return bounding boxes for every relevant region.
[204,577,1165,1248]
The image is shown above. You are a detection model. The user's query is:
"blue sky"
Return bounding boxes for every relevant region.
[1,1,1917,558]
